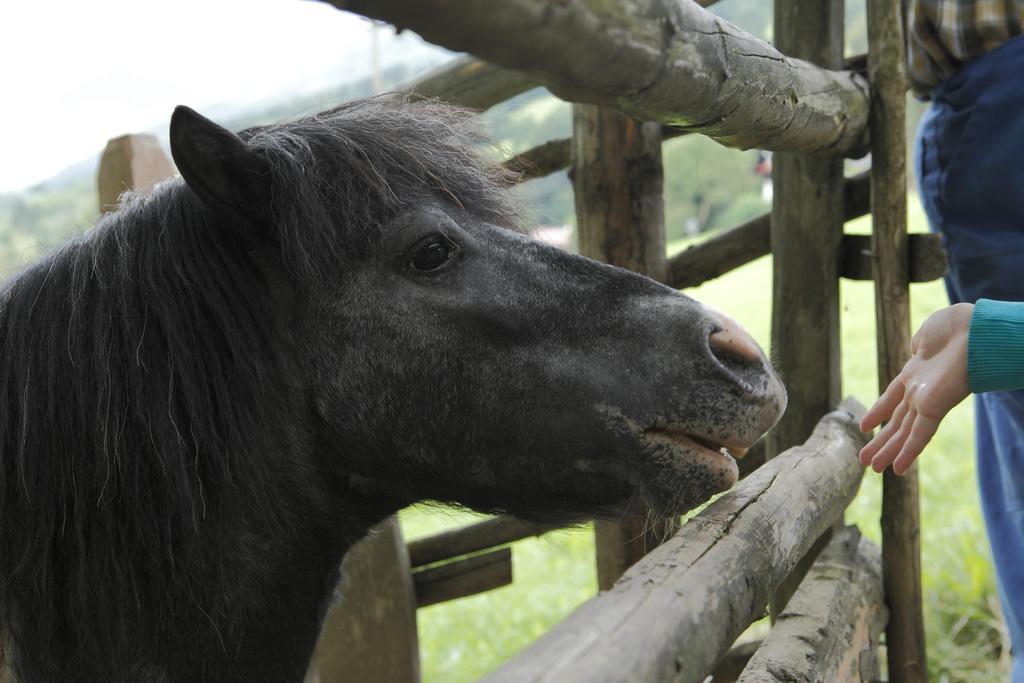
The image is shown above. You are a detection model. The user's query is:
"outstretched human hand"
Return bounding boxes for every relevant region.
[859,303,974,476]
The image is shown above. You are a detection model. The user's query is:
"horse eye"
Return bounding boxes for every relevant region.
[407,235,459,272]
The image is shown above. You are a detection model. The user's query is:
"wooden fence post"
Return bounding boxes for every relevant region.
[570,105,670,589]
[306,516,420,683]
[867,0,928,679]
[97,134,175,212]
[767,0,846,616]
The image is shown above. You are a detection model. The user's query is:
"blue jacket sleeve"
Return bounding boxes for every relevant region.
[968,299,1024,393]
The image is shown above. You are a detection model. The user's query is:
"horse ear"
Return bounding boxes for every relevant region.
[169,105,272,232]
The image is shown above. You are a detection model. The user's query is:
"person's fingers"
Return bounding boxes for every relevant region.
[859,435,881,467]
[861,378,906,432]
[871,408,915,473]
[892,414,940,476]
[859,399,910,465]
[878,399,910,443]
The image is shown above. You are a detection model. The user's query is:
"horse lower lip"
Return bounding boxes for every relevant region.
[647,430,722,455]
[647,429,748,459]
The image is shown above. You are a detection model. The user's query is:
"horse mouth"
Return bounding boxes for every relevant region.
[645,428,751,461]
[636,428,755,511]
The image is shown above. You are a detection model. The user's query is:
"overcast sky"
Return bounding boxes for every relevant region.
[0,0,443,192]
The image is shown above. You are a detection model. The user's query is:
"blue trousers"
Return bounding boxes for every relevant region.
[916,35,1024,681]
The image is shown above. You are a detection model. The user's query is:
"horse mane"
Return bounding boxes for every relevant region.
[0,97,519,678]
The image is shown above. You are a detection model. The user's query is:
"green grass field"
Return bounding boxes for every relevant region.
[402,197,1007,682]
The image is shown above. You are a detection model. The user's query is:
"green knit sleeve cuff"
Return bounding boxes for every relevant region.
[968,299,1024,393]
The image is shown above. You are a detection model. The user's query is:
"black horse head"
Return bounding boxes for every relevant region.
[0,99,785,681]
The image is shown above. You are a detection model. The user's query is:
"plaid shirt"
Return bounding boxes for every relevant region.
[908,0,1024,96]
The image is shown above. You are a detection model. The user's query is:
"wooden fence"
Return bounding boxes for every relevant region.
[98,1,937,680]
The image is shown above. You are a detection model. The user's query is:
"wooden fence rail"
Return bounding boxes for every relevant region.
[737,526,887,682]
[662,171,945,290]
[501,66,861,183]
[480,398,868,683]
[391,0,725,112]
[407,516,565,568]
[332,0,870,156]
[413,547,512,608]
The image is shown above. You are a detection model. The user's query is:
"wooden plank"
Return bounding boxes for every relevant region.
[412,547,512,608]
[737,527,887,683]
[407,516,564,568]
[767,0,847,618]
[571,104,670,588]
[307,516,419,683]
[866,0,928,681]
[481,399,868,683]
[328,0,870,156]
[97,134,175,213]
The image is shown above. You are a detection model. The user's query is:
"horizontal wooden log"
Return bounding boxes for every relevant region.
[503,138,572,182]
[481,398,868,683]
[737,527,887,683]
[412,547,512,608]
[503,56,866,185]
[670,214,771,290]
[506,127,689,183]
[407,516,564,568]
[841,233,948,283]
[668,175,947,290]
[669,173,870,290]
[390,0,728,112]
[396,55,539,110]
[329,0,870,156]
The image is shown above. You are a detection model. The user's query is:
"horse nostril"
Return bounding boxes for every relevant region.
[707,313,763,365]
